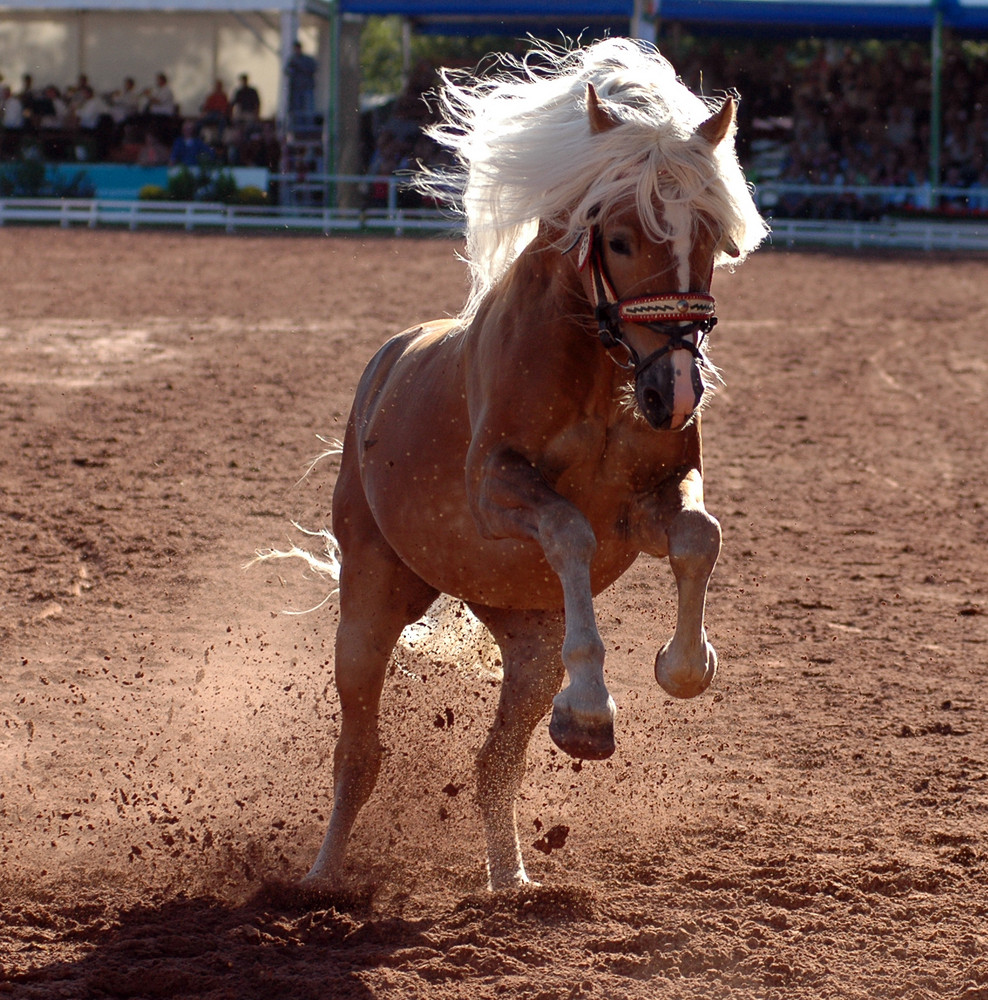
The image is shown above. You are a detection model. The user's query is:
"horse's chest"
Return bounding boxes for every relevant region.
[543,425,675,533]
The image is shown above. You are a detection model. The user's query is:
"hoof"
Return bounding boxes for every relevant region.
[488,870,537,891]
[654,638,717,699]
[548,705,615,760]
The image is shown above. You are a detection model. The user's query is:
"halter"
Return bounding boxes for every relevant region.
[569,226,717,378]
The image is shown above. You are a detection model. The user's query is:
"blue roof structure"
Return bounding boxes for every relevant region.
[338,0,631,35]
[338,0,988,36]
[656,0,988,36]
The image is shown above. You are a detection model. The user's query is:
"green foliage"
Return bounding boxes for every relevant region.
[360,16,406,97]
[160,165,240,203]
[359,15,524,97]
[211,170,240,204]
[167,166,199,201]
[0,159,47,197]
[138,184,169,201]
[0,160,94,198]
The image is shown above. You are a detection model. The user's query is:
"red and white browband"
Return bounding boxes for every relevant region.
[573,226,717,329]
[565,225,718,378]
[617,294,717,326]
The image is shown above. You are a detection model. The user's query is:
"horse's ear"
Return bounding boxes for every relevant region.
[587,84,620,134]
[696,96,736,147]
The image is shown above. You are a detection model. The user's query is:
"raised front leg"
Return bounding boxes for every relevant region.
[632,467,721,699]
[468,448,616,760]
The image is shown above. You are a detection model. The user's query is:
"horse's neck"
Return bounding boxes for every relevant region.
[471,229,633,424]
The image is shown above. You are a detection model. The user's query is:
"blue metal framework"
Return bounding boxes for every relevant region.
[338,0,988,36]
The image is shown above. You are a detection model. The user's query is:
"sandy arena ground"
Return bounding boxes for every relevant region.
[1,228,987,999]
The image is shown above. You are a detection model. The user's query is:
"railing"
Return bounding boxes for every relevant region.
[754,181,988,250]
[765,217,988,251]
[0,194,458,235]
[754,180,988,215]
[2,177,988,250]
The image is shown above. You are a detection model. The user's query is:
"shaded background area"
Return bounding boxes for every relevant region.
[1,229,987,998]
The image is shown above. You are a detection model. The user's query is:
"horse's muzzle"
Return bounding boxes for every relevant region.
[635,348,705,431]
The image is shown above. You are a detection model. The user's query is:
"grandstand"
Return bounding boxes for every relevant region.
[2,0,988,247]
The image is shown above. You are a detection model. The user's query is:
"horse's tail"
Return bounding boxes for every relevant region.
[249,439,501,676]
[247,437,343,614]
[247,523,341,614]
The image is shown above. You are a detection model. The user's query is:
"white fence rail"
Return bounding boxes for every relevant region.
[766,217,988,251]
[3,179,988,251]
[0,196,457,235]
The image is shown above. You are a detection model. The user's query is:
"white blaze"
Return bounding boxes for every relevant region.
[663,201,700,430]
[664,200,692,291]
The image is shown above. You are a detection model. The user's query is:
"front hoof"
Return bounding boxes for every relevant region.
[548,704,615,760]
[654,638,717,698]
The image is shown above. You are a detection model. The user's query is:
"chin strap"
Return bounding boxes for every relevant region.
[569,226,718,372]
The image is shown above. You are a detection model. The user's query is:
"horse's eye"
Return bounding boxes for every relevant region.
[608,237,632,256]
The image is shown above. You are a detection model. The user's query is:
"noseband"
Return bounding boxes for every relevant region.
[569,226,717,379]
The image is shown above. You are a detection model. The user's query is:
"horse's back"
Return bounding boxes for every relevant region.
[350,318,462,438]
[336,317,484,577]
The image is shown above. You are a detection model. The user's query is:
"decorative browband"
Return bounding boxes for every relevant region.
[617,294,716,325]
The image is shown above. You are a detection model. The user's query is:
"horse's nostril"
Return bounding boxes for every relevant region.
[638,386,670,429]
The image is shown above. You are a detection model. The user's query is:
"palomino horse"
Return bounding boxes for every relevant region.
[301,39,766,890]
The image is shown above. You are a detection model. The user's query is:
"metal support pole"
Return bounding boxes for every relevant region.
[929,5,943,198]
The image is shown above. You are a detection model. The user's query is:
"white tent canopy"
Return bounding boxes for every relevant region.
[0,0,333,125]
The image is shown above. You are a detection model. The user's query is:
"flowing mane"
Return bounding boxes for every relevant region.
[416,37,768,320]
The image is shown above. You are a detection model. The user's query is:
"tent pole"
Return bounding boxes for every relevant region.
[211,16,220,93]
[929,3,943,201]
[632,0,657,44]
[329,0,339,178]
[402,17,412,87]
[77,10,86,83]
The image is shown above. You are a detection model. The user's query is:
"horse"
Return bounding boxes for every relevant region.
[295,38,766,890]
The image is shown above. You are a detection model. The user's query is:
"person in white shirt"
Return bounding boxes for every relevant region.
[75,86,109,130]
[108,76,141,125]
[1,85,25,129]
[144,73,176,117]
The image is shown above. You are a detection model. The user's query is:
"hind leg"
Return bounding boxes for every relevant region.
[469,605,565,889]
[304,472,437,886]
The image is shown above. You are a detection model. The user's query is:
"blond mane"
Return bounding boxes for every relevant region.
[415,37,768,320]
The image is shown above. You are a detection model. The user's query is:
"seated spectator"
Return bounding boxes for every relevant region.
[144,73,176,117]
[230,73,260,124]
[200,79,230,130]
[220,123,244,164]
[136,129,169,166]
[69,85,113,160]
[73,85,109,130]
[108,76,141,125]
[33,84,68,129]
[63,74,92,125]
[236,119,281,169]
[1,83,25,131]
[67,73,89,100]
[16,74,38,121]
[169,118,213,167]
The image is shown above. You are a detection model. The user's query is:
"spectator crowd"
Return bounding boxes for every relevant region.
[361,37,988,219]
[673,38,988,217]
[0,68,279,171]
[4,36,988,219]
